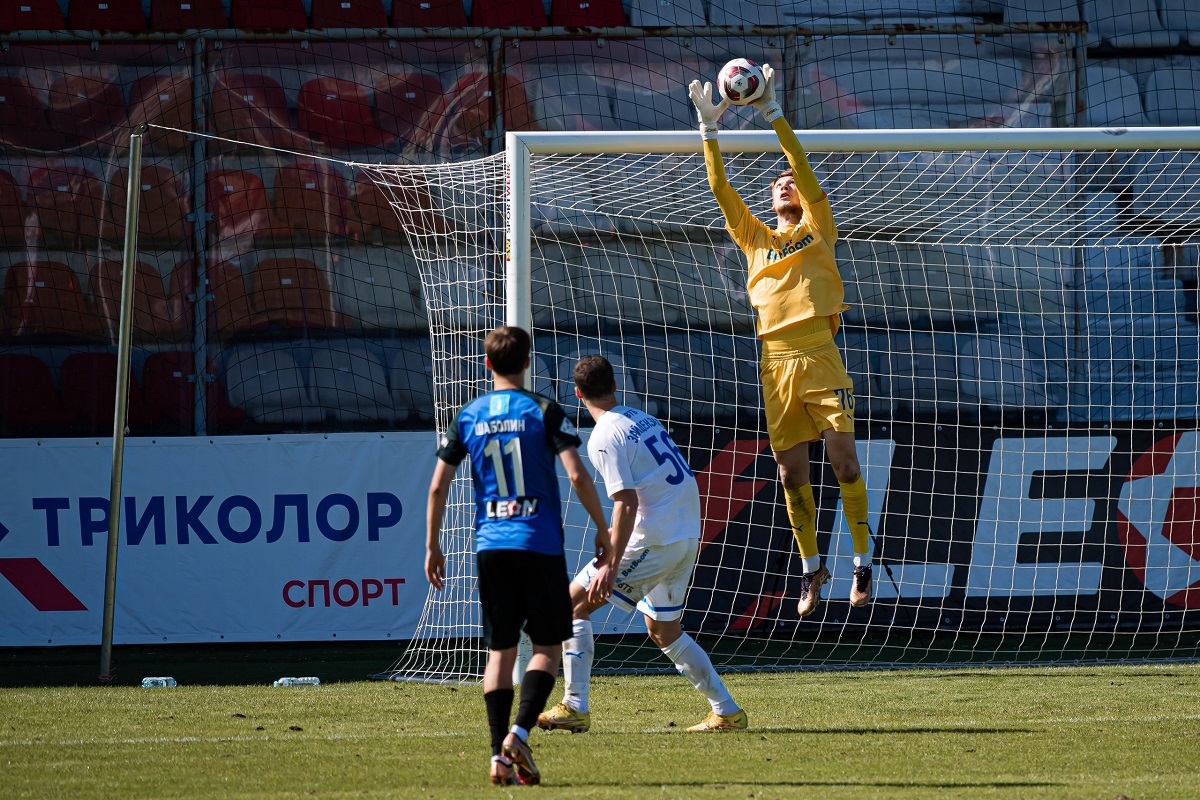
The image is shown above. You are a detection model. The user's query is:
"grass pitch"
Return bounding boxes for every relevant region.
[3,664,1199,800]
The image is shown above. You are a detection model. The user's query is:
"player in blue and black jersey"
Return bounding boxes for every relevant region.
[425,325,610,787]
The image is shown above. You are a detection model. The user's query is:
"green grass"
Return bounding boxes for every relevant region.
[4,664,1200,799]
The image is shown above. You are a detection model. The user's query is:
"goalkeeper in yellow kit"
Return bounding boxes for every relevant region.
[688,64,873,616]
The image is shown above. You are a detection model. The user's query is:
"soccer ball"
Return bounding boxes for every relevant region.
[717,58,766,106]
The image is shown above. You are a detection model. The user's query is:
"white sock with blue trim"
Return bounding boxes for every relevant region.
[562,618,593,713]
[661,632,738,715]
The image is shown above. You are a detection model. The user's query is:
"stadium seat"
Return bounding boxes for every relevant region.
[0,0,66,30]
[223,344,325,426]
[0,75,62,151]
[46,75,125,148]
[68,0,146,30]
[629,334,717,423]
[650,242,755,333]
[878,330,966,418]
[141,350,245,433]
[1084,65,1145,127]
[310,0,387,27]
[1144,66,1200,126]
[333,246,428,331]
[150,0,227,29]
[206,169,286,246]
[1082,0,1179,49]
[530,70,614,131]
[350,168,452,240]
[306,340,396,425]
[1162,0,1200,47]
[1002,0,1079,23]
[551,0,625,26]
[0,354,73,435]
[385,336,435,423]
[249,257,339,330]
[958,333,1066,412]
[105,164,193,245]
[374,71,443,144]
[230,0,308,29]
[88,258,187,345]
[27,164,103,247]
[269,161,353,238]
[472,0,546,26]
[59,352,156,433]
[707,0,782,26]
[531,245,587,330]
[208,72,303,151]
[2,261,102,339]
[0,169,26,245]
[297,77,389,150]
[171,257,265,339]
[408,71,535,156]
[126,73,193,152]
[628,0,704,25]
[390,0,467,26]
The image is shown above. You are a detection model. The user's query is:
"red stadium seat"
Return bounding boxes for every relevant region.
[27,164,104,247]
[552,0,625,25]
[389,0,466,26]
[46,74,126,147]
[206,169,285,245]
[270,161,353,238]
[310,0,387,27]
[105,164,193,244]
[230,0,307,29]
[69,0,147,30]
[89,258,186,345]
[410,71,535,154]
[208,72,305,151]
[0,169,27,245]
[350,168,452,240]
[472,0,546,26]
[126,73,194,152]
[0,0,66,30]
[59,352,156,433]
[172,258,264,339]
[374,71,442,143]
[297,77,389,150]
[250,257,339,330]
[2,260,103,339]
[0,355,73,434]
[141,351,245,433]
[150,0,227,29]
[0,75,62,151]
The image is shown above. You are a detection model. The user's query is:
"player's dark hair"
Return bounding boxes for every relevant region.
[573,355,616,400]
[770,168,793,188]
[484,325,531,376]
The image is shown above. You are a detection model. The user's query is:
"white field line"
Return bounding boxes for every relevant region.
[3,713,1199,748]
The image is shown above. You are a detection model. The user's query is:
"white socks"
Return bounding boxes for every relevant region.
[562,618,594,713]
[854,553,873,568]
[801,555,821,574]
[661,632,738,716]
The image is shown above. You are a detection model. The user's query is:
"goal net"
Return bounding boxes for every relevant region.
[373,127,1200,681]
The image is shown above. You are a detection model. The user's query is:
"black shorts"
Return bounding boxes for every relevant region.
[476,549,572,650]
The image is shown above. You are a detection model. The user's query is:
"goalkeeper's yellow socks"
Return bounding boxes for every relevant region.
[784,483,820,573]
[840,475,872,566]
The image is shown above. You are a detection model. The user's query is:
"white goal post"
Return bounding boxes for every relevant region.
[376,125,1200,682]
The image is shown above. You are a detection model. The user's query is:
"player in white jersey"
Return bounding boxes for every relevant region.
[537,355,748,733]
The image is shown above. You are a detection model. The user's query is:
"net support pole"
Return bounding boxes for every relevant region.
[99,124,148,683]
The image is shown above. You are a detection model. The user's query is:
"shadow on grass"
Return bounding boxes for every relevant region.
[552,780,1063,789]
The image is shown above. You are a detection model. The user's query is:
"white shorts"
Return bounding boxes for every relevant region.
[574,538,699,622]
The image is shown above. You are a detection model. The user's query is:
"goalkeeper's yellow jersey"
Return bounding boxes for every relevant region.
[703,122,849,341]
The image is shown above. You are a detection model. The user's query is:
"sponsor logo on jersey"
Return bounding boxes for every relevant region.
[765,232,815,263]
[485,496,540,519]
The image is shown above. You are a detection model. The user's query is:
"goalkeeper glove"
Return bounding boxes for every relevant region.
[688,79,729,141]
[752,63,784,123]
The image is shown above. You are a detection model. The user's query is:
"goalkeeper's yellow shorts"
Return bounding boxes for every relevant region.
[760,317,856,452]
